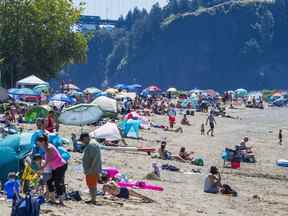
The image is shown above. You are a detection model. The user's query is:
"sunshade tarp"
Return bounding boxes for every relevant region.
[59,104,103,126]
[0,132,33,183]
[91,96,117,113]
[90,122,121,141]
[120,119,141,138]
[24,106,50,123]
[16,75,47,87]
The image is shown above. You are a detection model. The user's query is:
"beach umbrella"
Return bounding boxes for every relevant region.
[105,88,119,94]
[69,90,83,97]
[33,84,49,93]
[114,84,127,89]
[63,84,80,91]
[8,88,39,96]
[49,100,66,109]
[147,85,161,92]
[84,87,102,95]
[59,104,103,126]
[167,87,177,92]
[235,88,248,97]
[50,93,74,104]
[129,84,142,89]
[126,84,142,91]
[206,89,218,97]
[272,92,283,97]
[91,96,117,113]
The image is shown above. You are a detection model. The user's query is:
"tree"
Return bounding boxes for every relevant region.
[0,0,88,87]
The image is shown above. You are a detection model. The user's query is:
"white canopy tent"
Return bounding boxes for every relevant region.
[16,75,48,88]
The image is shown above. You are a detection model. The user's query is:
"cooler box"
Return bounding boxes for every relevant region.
[231,161,240,169]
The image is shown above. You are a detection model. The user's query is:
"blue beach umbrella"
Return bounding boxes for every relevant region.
[8,88,39,96]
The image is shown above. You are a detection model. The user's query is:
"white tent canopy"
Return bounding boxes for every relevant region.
[16,75,48,87]
[90,122,121,141]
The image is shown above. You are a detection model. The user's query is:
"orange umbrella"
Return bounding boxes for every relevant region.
[272,92,282,97]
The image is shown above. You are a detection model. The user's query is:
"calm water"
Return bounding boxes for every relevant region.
[73,0,168,19]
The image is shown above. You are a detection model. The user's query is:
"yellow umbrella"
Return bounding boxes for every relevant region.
[105,88,119,94]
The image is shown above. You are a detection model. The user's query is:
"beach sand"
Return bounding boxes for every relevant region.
[1,107,288,216]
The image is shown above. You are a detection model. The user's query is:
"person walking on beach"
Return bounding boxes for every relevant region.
[201,123,205,135]
[279,129,283,145]
[206,113,216,136]
[81,133,102,205]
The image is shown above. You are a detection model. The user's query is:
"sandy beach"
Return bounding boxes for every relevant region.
[1,106,288,216]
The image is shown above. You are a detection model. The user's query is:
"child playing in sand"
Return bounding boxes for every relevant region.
[4,172,20,199]
[201,123,205,135]
[181,114,191,126]
[21,154,42,194]
[103,183,154,203]
[279,129,283,145]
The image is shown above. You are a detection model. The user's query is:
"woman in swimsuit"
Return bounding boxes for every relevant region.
[103,183,154,203]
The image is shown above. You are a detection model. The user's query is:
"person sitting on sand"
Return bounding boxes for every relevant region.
[204,166,237,196]
[178,147,194,161]
[238,136,252,152]
[103,183,154,203]
[204,166,222,194]
[158,141,172,160]
[181,114,191,126]
[236,137,256,163]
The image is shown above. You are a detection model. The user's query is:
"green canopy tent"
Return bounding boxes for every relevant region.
[24,105,51,123]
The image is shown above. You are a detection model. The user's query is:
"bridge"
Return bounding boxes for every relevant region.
[73,0,167,20]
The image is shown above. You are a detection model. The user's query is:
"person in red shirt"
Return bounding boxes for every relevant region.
[46,111,56,133]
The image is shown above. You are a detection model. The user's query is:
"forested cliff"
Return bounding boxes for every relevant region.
[69,0,288,90]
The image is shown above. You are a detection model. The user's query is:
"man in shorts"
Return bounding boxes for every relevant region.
[81,133,102,205]
[206,113,216,136]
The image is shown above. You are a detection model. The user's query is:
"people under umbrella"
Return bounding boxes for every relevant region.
[1,82,274,214]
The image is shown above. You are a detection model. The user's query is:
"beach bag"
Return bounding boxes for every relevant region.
[66,191,82,201]
[11,194,42,216]
[161,164,179,172]
[193,158,204,166]
[221,184,237,197]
